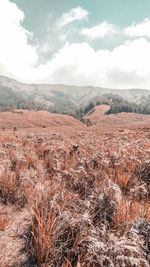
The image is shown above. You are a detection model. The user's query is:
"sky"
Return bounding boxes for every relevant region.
[1,0,150,88]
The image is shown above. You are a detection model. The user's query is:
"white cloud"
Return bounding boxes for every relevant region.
[1,0,150,89]
[0,0,38,81]
[56,7,88,29]
[124,18,150,38]
[37,38,150,89]
[81,21,119,39]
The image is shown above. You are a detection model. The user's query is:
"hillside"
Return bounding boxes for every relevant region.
[84,105,110,125]
[1,75,150,116]
[84,105,150,129]
[0,110,84,130]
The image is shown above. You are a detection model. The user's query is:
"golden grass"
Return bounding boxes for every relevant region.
[115,199,150,229]
[0,128,150,265]
[0,215,9,231]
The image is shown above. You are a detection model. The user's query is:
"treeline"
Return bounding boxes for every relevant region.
[97,93,150,115]
[106,103,150,115]
[76,94,124,118]
[76,93,150,118]
[76,99,110,118]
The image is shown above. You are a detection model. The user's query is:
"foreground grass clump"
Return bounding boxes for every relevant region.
[0,214,9,231]
[0,129,150,266]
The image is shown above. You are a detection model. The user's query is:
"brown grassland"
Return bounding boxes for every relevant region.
[0,108,150,266]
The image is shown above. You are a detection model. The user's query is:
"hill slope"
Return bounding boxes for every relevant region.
[1,75,150,116]
[0,110,85,130]
[84,105,150,128]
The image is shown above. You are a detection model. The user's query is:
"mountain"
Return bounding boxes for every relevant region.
[0,75,150,116]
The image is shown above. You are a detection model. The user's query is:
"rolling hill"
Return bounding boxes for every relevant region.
[0,109,85,130]
[84,104,150,129]
[1,75,150,116]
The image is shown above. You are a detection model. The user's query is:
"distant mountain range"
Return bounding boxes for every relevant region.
[0,75,150,117]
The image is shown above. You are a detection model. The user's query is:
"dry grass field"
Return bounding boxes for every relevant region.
[85,105,150,129]
[0,110,85,130]
[0,109,150,266]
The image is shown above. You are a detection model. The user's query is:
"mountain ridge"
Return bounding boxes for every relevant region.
[1,74,150,92]
[1,75,150,117]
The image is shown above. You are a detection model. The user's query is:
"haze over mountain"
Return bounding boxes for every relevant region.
[1,75,150,117]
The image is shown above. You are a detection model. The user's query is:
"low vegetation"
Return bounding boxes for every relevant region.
[0,127,150,266]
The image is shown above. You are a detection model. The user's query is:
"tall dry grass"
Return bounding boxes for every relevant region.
[0,131,150,266]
